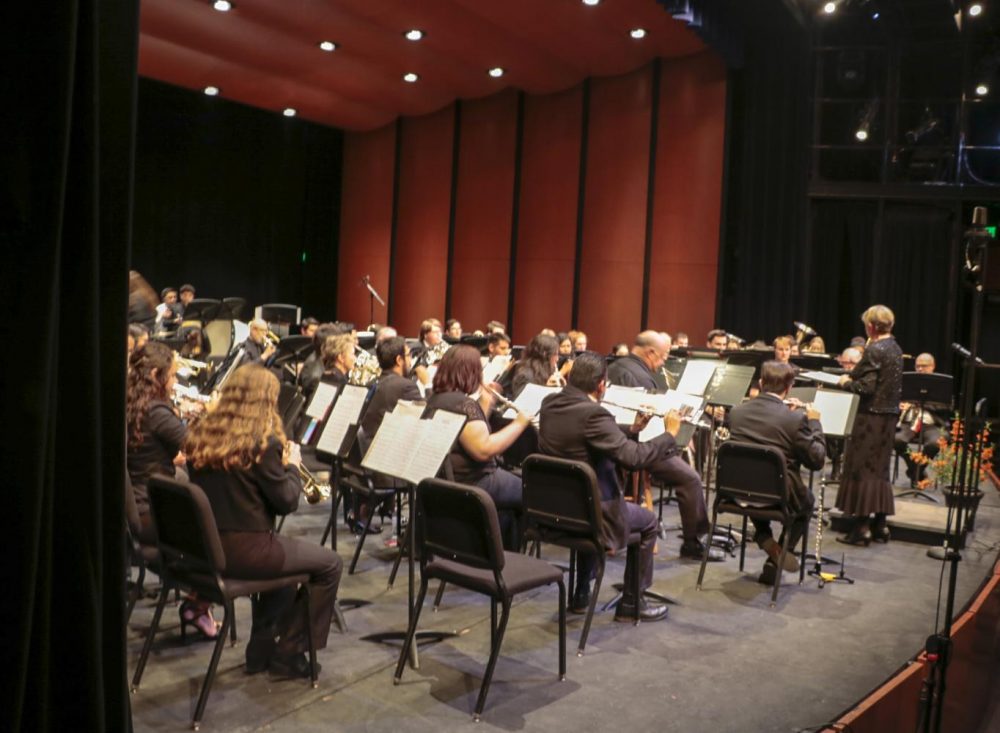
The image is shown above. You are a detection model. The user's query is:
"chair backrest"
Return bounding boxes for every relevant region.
[416,479,505,572]
[148,476,226,577]
[521,454,603,544]
[280,386,305,435]
[715,441,789,506]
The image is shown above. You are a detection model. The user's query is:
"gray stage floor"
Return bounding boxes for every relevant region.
[129,471,1000,732]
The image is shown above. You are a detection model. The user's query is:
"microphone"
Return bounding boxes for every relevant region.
[360,274,370,286]
[951,342,984,365]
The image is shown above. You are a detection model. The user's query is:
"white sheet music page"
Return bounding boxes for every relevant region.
[800,370,843,386]
[502,383,561,420]
[812,388,858,437]
[305,382,339,419]
[676,359,719,396]
[601,385,643,424]
[361,410,416,479]
[403,410,466,484]
[392,400,426,418]
[662,390,706,423]
[482,355,512,385]
[316,384,367,455]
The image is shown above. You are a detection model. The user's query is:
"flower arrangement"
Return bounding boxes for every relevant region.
[910,417,993,491]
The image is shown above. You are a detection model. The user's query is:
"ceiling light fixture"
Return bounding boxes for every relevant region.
[318,41,336,52]
[404,29,424,41]
[630,28,647,39]
[203,86,220,96]
[977,83,990,96]
[582,0,600,6]
[488,67,504,78]
[969,3,983,17]
[213,0,232,11]
[403,72,419,83]
[823,1,836,13]
[283,108,297,117]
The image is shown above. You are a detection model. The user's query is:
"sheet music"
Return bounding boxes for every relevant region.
[812,388,859,437]
[361,409,465,484]
[503,383,561,419]
[305,382,339,419]
[360,410,412,477]
[482,355,512,385]
[800,370,842,386]
[316,384,368,455]
[676,359,720,396]
[403,410,465,484]
[601,385,644,424]
[392,400,426,418]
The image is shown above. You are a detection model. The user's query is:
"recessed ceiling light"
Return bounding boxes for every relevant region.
[969,3,983,17]
[283,108,297,117]
[582,0,600,5]
[318,41,336,52]
[976,83,990,96]
[403,72,419,83]
[855,129,868,141]
[630,28,647,39]
[488,67,504,78]
[823,1,836,13]
[404,29,424,41]
[203,86,220,96]
[213,0,232,11]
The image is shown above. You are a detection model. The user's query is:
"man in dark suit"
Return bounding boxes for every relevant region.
[361,336,420,439]
[728,360,826,584]
[606,330,721,562]
[539,351,686,622]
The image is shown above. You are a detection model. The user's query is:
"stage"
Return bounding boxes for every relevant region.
[128,472,1000,732]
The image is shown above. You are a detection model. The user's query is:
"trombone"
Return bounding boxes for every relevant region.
[298,463,332,504]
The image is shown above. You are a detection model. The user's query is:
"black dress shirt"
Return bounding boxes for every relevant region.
[845,337,903,414]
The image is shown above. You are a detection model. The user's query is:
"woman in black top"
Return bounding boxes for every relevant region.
[511,333,563,398]
[425,345,532,549]
[835,305,904,545]
[186,364,343,678]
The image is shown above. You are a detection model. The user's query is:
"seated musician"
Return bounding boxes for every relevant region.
[486,331,512,358]
[319,333,356,389]
[425,345,533,550]
[128,323,149,354]
[300,322,352,398]
[773,335,793,365]
[707,328,728,350]
[674,331,689,349]
[571,330,588,352]
[178,283,196,315]
[186,365,342,678]
[606,331,722,562]
[511,333,562,398]
[557,332,574,356]
[805,336,826,354]
[243,318,277,365]
[538,351,685,621]
[611,342,630,357]
[445,319,463,342]
[126,341,219,639]
[410,318,447,387]
[485,320,507,335]
[895,352,943,487]
[838,346,862,371]
[299,316,319,339]
[154,287,182,335]
[727,361,826,584]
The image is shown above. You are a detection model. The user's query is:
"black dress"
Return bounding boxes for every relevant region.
[835,336,903,516]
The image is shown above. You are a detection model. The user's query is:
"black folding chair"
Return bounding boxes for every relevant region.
[393,478,566,721]
[696,441,807,606]
[521,454,641,655]
[131,476,317,730]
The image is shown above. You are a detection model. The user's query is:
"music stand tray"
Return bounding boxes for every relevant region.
[901,372,952,409]
[181,298,221,324]
[705,364,756,407]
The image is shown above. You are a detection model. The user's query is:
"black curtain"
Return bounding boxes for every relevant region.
[1,1,136,731]
[131,79,343,320]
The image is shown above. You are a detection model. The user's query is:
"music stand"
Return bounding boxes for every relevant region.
[272,335,314,380]
[180,298,221,325]
[808,389,859,587]
[256,303,300,337]
[895,372,953,502]
[218,297,246,321]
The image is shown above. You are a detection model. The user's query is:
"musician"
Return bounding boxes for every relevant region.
[186,365,342,678]
[425,345,533,549]
[445,319,463,341]
[300,322,351,398]
[606,331,722,562]
[707,329,728,350]
[154,287,182,335]
[360,337,419,442]
[486,331,512,358]
[539,352,685,621]
[320,333,356,388]
[835,305,903,545]
[728,361,826,584]
[178,283,196,312]
[244,318,277,366]
[611,343,629,357]
[557,332,574,356]
[128,323,149,354]
[486,320,507,335]
[511,333,561,398]
[375,325,398,343]
[571,330,588,352]
[773,335,793,364]
[675,332,690,349]
[837,346,862,371]
[895,352,943,487]
[300,317,319,339]
[805,336,826,354]
[410,318,446,386]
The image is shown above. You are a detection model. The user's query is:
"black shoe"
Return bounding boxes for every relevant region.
[872,515,890,543]
[569,584,591,614]
[269,654,320,679]
[614,596,668,623]
[680,539,724,563]
[760,537,799,572]
[757,561,777,586]
[836,524,872,547]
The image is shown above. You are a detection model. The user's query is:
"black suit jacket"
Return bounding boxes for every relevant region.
[727,393,826,502]
[607,353,660,391]
[361,371,421,439]
[538,384,676,551]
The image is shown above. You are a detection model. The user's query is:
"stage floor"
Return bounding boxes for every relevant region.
[128,471,1000,732]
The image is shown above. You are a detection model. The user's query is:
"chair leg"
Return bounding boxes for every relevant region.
[301,586,318,688]
[333,600,348,634]
[126,562,145,623]
[578,554,603,656]
[697,509,720,589]
[490,599,498,649]
[229,603,238,646]
[191,600,233,730]
[387,524,408,589]
[394,578,429,683]
[432,581,447,611]
[131,584,169,690]
[348,500,376,575]
[771,528,793,607]
[474,598,512,721]
[630,545,640,625]
[739,515,748,571]
[567,550,576,600]
[798,517,809,585]
[276,515,286,534]
[556,579,566,680]
[320,483,344,550]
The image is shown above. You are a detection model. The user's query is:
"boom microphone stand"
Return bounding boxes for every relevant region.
[361,275,386,326]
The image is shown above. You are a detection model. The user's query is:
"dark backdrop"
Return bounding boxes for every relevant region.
[131,79,343,320]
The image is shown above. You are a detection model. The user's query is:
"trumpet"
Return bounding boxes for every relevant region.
[298,463,333,504]
[266,330,281,347]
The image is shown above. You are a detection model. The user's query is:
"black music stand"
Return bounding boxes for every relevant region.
[272,335,314,380]
[218,297,246,321]
[258,303,300,337]
[895,372,953,502]
[180,298,221,325]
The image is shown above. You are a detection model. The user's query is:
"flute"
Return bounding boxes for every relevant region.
[483,385,539,426]
[601,399,694,421]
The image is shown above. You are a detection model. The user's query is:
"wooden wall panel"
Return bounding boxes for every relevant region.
[337,124,395,328]
[449,91,518,333]
[511,86,582,341]
[390,105,455,336]
[647,51,727,343]
[577,67,653,353]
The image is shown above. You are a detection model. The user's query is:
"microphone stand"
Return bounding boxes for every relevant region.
[362,276,386,326]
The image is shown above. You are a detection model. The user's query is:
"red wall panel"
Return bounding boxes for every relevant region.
[337,124,396,327]
[512,86,582,341]
[390,105,455,336]
[577,67,653,353]
[449,90,518,333]
[647,51,727,344]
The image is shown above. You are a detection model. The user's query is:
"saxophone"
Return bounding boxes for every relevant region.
[426,340,450,365]
[349,345,381,387]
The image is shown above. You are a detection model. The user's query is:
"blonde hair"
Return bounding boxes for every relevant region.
[321,334,354,371]
[773,335,793,349]
[184,365,286,471]
[861,305,895,335]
